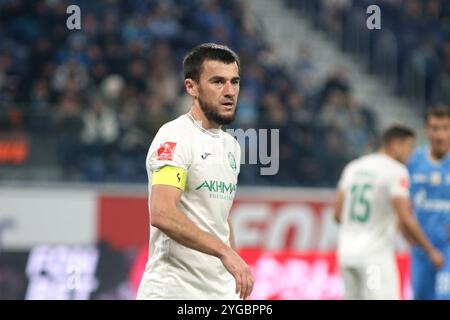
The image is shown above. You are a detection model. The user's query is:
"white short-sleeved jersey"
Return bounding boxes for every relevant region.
[337,153,410,266]
[137,113,241,300]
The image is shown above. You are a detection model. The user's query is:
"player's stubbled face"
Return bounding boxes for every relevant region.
[426,116,450,157]
[197,60,240,125]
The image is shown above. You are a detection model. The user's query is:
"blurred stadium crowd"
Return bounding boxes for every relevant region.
[287,0,450,108]
[7,0,448,186]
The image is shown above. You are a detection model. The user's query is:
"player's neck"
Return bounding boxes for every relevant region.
[189,105,221,130]
[429,148,449,163]
[378,148,396,162]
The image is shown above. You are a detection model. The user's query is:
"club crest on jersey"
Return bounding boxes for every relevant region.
[157,142,177,161]
[228,152,236,171]
[430,171,442,186]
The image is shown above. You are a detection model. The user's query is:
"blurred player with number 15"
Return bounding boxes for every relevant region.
[335,125,444,300]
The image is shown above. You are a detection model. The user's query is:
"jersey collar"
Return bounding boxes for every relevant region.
[185,113,221,138]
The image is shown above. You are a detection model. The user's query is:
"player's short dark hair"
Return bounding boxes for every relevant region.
[183,43,240,82]
[425,105,450,124]
[381,124,415,145]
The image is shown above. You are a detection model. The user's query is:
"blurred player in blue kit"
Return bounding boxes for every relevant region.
[408,106,450,300]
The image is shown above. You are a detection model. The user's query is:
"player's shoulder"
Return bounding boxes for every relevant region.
[361,153,406,174]
[158,114,190,133]
[342,155,364,174]
[409,146,427,163]
[388,157,408,174]
[351,153,376,166]
[444,150,450,166]
[370,152,407,172]
[148,115,193,153]
[153,114,192,141]
[407,146,429,172]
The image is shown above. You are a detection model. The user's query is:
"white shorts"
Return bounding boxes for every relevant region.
[340,257,400,300]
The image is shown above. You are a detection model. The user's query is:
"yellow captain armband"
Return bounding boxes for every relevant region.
[152,166,187,191]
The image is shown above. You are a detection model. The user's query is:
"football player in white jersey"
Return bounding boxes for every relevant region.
[137,43,254,300]
[334,125,444,300]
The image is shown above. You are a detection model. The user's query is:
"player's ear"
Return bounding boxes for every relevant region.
[185,78,198,98]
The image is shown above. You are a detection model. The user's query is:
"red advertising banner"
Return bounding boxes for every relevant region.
[128,247,412,300]
[230,197,337,251]
[240,249,412,300]
[98,195,148,250]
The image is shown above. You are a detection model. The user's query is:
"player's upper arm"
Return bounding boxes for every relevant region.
[334,189,345,224]
[150,183,183,228]
[389,166,412,223]
[391,195,413,226]
[392,196,421,247]
[147,124,191,228]
[147,123,193,173]
[149,164,188,226]
[387,166,410,199]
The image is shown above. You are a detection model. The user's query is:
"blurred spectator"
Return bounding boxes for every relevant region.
[52,58,89,93]
[319,66,351,109]
[431,44,450,106]
[319,89,352,131]
[147,43,180,105]
[80,96,119,181]
[54,94,83,179]
[139,94,171,139]
[286,90,312,126]
[81,97,119,148]
[101,74,125,106]
[29,79,52,132]
[147,2,182,40]
[0,53,12,93]
[234,89,258,128]
[314,127,350,186]
[261,93,288,128]
[292,45,319,96]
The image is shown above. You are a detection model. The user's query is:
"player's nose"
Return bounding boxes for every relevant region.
[223,81,237,97]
